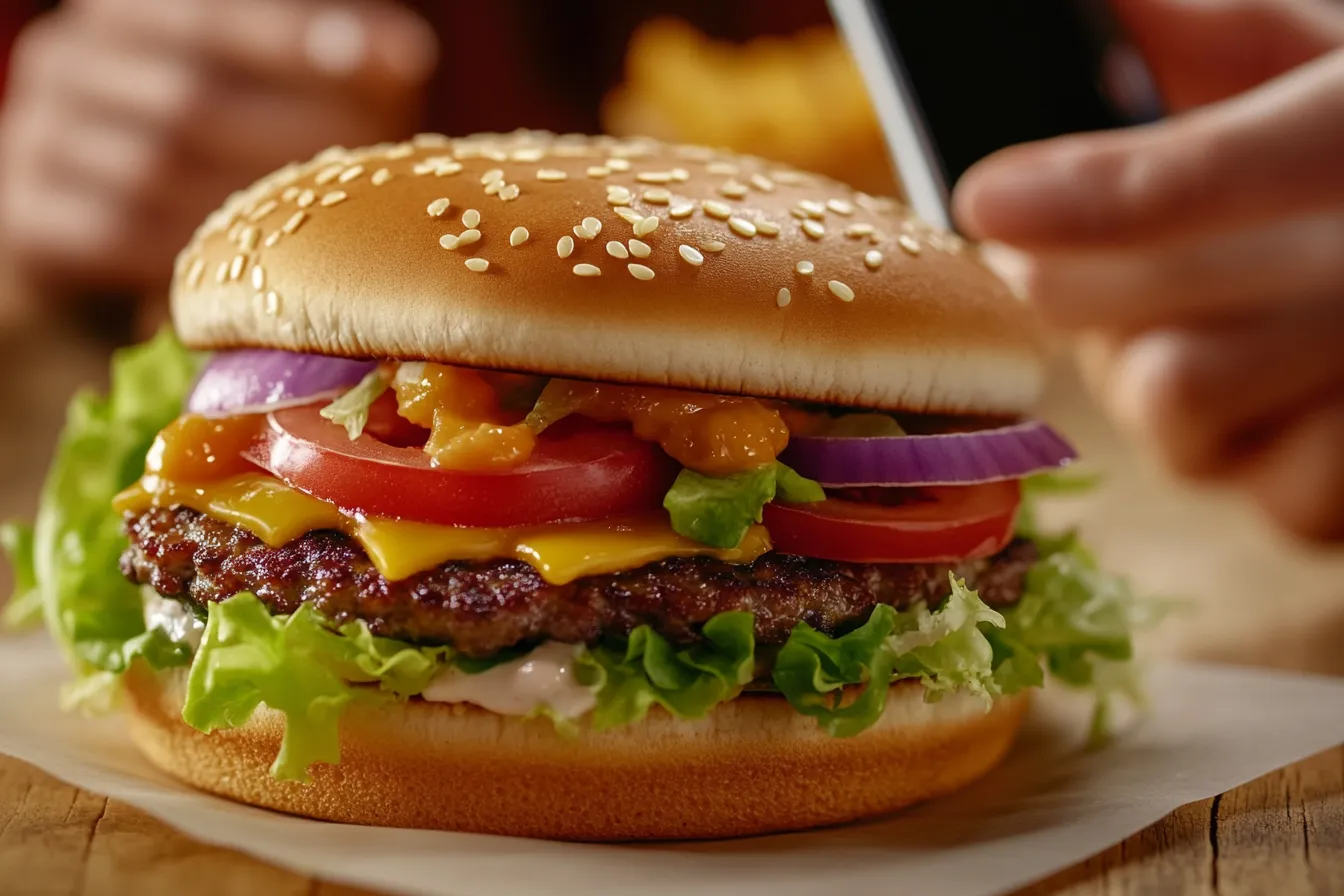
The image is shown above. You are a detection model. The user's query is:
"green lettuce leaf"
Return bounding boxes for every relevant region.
[773,575,1005,737]
[26,329,200,678]
[583,611,755,728]
[183,592,452,782]
[320,369,390,440]
[1,521,41,629]
[662,462,822,549]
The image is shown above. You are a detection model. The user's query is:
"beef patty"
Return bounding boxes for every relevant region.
[120,507,1037,657]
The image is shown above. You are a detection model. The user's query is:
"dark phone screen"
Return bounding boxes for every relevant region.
[865,0,1163,186]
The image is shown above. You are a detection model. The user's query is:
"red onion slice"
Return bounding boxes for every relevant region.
[187,350,378,416]
[780,420,1078,487]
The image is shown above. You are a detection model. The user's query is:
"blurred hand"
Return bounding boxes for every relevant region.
[0,0,436,298]
[954,0,1344,542]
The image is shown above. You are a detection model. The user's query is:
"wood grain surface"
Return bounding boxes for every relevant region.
[2,325,1342,896]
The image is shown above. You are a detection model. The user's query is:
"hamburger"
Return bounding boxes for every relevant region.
[4,131,1144,841]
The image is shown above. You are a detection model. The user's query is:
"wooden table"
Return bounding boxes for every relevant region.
[3,329,1343,896]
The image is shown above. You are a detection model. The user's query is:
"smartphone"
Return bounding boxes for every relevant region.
[855,0,1163,188]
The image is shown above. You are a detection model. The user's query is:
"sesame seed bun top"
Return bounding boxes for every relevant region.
[172,131,1044,414]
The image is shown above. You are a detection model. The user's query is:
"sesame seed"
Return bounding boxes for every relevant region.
[238,226,259,252]
[297,189,316,209]
[614,207,643,225]
[869,230,887,244]
[229,254,247,281]
[642,187,671,204]
[263,232,282,248]
[251,265,266,291]
[605,158,632,172]
[428,198,451,217]
[829,280,855,302]
[702,200,732,220]
[636,170,672,184]
[718,180,748,199]
[606,240,629,259]
[699,239,726,253]
[606,186,633,206]
[281,187,301,202]
[456,228,481,246]
[898,234,922,255]
[790,207,809,220]
[264,291,282,315]
[484,179,505,196]
[678,245,703,266]
[465,258,490,272]
[439,234,460,250]
[536,168,568,181]
[481,168,504,186]
[371,168,392,185]
[462,208,481,228]
[281,211,307,234]
[844,223,875,238]
[750,173,776,192]
[227,221,244,243]
[510,226,529,247]
[776,287,792,307]
[728,217,757,238]
[669,201,694,219]
[670,167,690,182]
[865,250,884,269]
[215,261,230,284]
[628,263,655,281]
[799,200,826,219]
[248,199,278,222]
[706,162,738,176]
[499,183,520,201]
[573,263,601,277]
[582,216,603,236]
[754,219,780,237]
[586,166,611,178]
[385,144,415,160]
[573,224,593,240]
[186,258,206,288]
[826,198,854,216]
[511,147,544,162]
[413,161,436,176]
[557,235,575,258]
[634,216,659,237]
[435,160,464,177]
[802,220,826,239]
[795,260,814,275]
[338,165,364,184]
[628,239,651,258]
[321,190,348,207]
[772,170,807,185]
[315,164,344,185]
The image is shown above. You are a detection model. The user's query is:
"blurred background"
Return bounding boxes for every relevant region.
[1,0,1342,676]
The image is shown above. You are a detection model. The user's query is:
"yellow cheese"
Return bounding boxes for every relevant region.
[115,473,770,585]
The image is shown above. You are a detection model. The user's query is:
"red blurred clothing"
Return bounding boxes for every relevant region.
[0,1,831,133]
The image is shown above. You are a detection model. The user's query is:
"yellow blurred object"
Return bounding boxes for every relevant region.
[603,19,901,198]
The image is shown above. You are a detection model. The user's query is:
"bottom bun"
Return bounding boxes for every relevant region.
[124,663,1028,841]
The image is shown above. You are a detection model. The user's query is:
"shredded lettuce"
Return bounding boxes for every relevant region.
[582,611,755,728]
[8,329,200,693]
[773,575,1004,736]
[319,368,390,440]
[1,521,41,629]
[183,593,451,782]
[662,461,823,549]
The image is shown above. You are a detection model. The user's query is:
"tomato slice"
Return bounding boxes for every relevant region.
[244,404,677,527]
[760,481,1021,563]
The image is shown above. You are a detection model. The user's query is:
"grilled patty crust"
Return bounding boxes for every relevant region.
[121,507,1038,657]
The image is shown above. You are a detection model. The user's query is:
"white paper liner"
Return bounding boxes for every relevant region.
[3,631,1342,896]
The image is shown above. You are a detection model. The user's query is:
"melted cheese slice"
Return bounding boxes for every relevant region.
[114,474,770,584]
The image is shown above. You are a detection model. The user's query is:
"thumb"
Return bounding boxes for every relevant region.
[953,49,1344,250]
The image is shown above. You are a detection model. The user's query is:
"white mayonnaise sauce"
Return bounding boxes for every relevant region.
[420,641,597,719]
[142,590,205,650]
